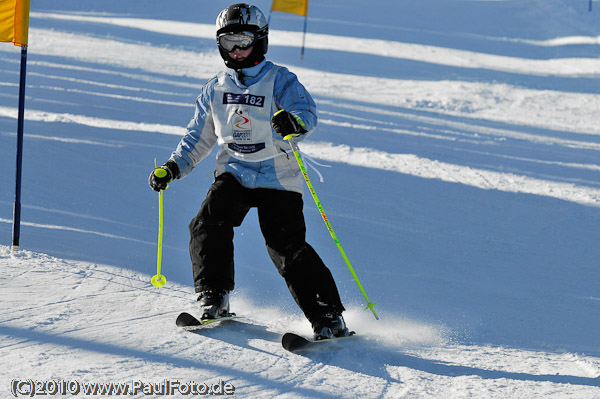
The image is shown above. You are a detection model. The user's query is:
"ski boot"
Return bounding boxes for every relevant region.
[197,289,230,320]
[311,311,351,340]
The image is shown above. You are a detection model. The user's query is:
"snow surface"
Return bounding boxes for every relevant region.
[1,0,600,397]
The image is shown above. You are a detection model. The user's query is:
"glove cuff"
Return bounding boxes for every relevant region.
[163,160,180,180]
[293,115,307,132]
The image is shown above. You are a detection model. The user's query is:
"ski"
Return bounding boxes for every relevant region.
[176,312,238,331]
[282,332,356,353]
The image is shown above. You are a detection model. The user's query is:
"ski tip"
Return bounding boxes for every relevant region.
[282,332,310,352]
[176,312,240,330]
[176,312,201,327]
[282,331,358,352]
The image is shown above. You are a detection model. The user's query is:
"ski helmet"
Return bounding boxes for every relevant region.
[216,3,268,69]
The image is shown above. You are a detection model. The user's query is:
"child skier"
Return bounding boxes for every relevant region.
[149,3,350,340]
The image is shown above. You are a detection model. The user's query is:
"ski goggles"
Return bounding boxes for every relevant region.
[217,31,256,52]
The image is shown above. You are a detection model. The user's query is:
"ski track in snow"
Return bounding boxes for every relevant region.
[300,141,600,207]
[3,23,600,138]
[1,1,600,397]
[26,12,600,77]
[1,104,598,207]
[1,247,599,398]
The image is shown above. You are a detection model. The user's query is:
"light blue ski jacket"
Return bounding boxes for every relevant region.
[170,60,317,194]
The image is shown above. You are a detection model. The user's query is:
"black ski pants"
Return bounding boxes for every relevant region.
[189,173,345,322]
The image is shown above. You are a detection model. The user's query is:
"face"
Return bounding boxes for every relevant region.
[228,46,254,62]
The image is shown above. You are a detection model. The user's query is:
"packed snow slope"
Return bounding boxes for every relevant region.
[1,0,600,397]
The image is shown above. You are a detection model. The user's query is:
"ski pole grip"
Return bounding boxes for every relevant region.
[154,168,168,178]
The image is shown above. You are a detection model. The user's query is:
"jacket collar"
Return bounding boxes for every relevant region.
[227,59,269,87]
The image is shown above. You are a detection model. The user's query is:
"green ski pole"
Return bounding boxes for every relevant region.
[151,164,167,288]
[283,132,379,320]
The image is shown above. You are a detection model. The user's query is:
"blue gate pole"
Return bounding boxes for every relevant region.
[12,45,28,252]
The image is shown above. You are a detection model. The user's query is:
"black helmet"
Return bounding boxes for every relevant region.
[216,3,268,69]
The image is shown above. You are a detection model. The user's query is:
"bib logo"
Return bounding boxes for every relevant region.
[232,108,252,142]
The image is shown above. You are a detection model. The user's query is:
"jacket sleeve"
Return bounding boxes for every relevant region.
[169,78,218,179]
[273,67,318,139]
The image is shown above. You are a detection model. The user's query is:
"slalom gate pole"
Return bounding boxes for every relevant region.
[284,133,379,320]
[12,45,28,252]
[151,165,167,287]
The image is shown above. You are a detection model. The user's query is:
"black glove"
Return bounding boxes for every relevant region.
[148,160,179,192]
[271,110,307,137]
